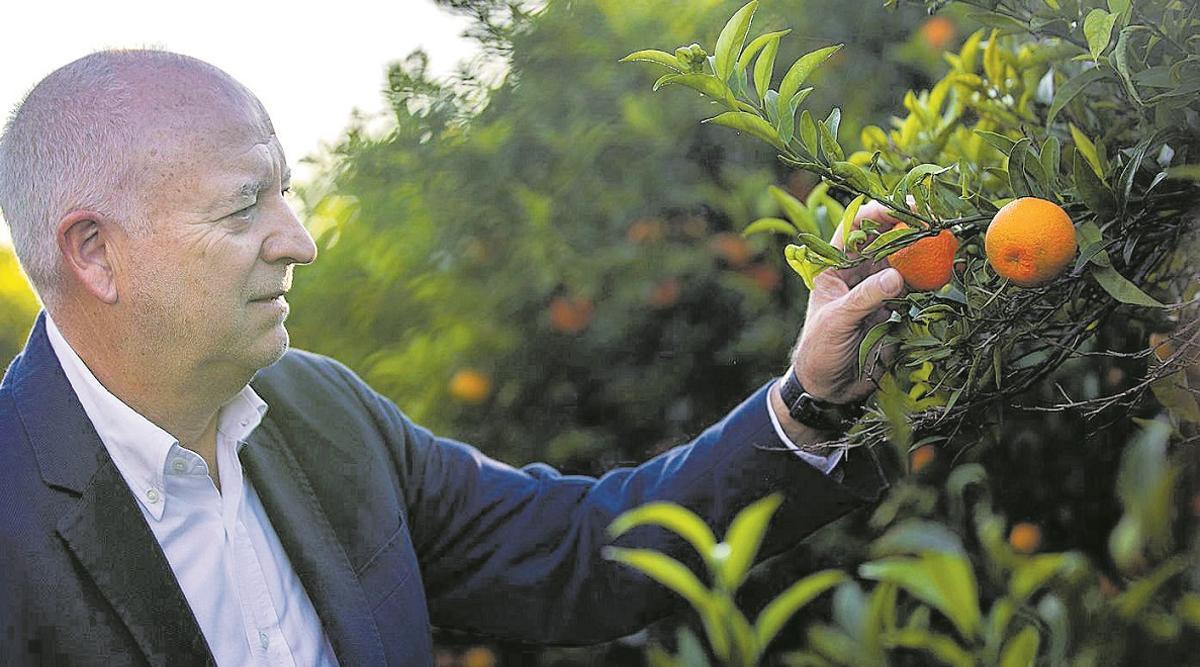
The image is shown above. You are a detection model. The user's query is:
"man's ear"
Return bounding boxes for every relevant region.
[57,210,120,305]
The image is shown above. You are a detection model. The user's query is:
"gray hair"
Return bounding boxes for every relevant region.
[0,49,205,308]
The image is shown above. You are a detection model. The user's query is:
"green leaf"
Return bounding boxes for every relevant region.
[1007,138,1036,197]
[752,31,787,101]
[1073,154,1114,215]
[715,0,759,83]
[1040,136,1061,187]
[737,29,789,76]
[883,627,974,667]
[1047,67,1107,126]
[1089,264,1164,307]
[975,130,1017,155]
[721,494,784,590]
[1117,133,1157,213]
[1083,9,1118,60]
[784,244,827,289]
[1010,553,1082,602]
[859,319,897,374]
[1151,371,1200,423]
[999,625,1040,667]
[776,87,814,144]
[608,502,718,563]
[796,232,846,262]
[743,216,799,237]
[603,547,713,612]
[864,227,916,259]
[799,109,819,157]
[839,194,866,245]
[1069,123,1105,179]
[620,49,685,72]
[967,10,1029,35]
[870,519,967,558]
[1115,556,1190,618]
[1166,165,1200,181]
[831,161,875,195]
[769,185,820,236]
[860,553,981,640]
[755,570,849,649]
[819,121,844,162]
[653,73,730,101]
[779,44,843,105]
[704,111,787,152]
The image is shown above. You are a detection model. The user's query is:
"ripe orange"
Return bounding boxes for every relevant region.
[449,369,492,404]
[549,295,594,334]
[647,279,681,308]
[1008,521,1042,553]
[985,197,1077,287]
[1149,332,1174,362]
[918,16,956,50]
[626,218,665,244]
[910,445,936,473]
[741,263,782,292]
[461,647,497,667]
[709,232,752,268]
[886,223,959,291]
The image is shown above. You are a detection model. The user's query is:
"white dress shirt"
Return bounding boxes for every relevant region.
[767,389,844,475]
[46,316,339,667]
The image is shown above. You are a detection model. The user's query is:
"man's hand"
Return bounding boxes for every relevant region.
[791,201,905,404]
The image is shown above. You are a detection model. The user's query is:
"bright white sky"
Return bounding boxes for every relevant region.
[0,0,481,245]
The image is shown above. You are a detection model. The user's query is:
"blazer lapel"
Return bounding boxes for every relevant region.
[240,416,387,666]
[11,313,213,666]
[56,460,216,666]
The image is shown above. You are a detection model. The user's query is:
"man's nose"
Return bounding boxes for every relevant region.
[263,200,318,266]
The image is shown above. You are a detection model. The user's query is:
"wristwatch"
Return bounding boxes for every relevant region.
[778,367,864,433]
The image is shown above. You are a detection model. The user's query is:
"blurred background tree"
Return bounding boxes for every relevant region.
[286,0,937,475]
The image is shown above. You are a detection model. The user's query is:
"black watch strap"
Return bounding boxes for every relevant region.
[779,367,864,433]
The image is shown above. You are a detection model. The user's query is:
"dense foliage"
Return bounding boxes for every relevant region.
[284,0,934,475]
[614,0,1199,664]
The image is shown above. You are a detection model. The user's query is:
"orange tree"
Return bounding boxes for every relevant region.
[614,0,1199,664]
[286,0,935,474]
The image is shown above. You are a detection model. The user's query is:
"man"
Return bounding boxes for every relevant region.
[0,50,904,666]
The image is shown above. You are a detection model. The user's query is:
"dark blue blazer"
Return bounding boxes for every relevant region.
[0,313,883,666]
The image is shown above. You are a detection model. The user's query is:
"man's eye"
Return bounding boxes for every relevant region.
[232,202,256,220]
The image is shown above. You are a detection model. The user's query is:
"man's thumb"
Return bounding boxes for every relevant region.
[839,268,903,322]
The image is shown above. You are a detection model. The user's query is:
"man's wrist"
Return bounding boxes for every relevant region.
[768,380,841,455]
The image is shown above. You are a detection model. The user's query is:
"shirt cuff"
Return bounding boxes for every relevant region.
[766,381,844,476]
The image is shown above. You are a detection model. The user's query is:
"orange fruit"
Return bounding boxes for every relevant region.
[985,197,1077,287]
[626,218,665,244]
[647,279,681,308]
[461,647,497,667]
[549,295,594,334]
[449,369,491,404]
[910,445,936,473]
[1149,332,1174,362]
[886,223,959,291]
[1008,521,1042,553]
[919,16,956,50]
[709,232,752,268]
[741,264,782,292]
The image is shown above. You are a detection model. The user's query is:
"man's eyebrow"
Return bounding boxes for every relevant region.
[211,169,293,214]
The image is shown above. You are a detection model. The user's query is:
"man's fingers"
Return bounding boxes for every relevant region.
[834,268,904,326]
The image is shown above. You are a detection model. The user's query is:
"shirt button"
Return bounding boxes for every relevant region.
[259,631,269,649]
[170,459,186,474]
[146,488,161,503]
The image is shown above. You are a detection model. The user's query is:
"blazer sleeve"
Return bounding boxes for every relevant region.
[324,357,884,645]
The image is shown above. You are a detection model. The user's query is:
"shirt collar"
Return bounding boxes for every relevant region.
[45,314,268,519]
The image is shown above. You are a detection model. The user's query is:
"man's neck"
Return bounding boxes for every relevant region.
[51,310,241,452]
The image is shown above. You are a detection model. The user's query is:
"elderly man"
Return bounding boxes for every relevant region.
[0,50,904,666]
